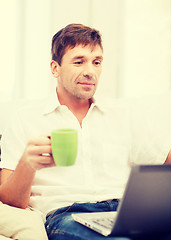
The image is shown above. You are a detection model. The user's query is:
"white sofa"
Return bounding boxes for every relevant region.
[0,197,48,240]
[0,236,11,240]
[0,170,22,239]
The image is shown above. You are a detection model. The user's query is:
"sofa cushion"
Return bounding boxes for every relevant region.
[0,202,48,240]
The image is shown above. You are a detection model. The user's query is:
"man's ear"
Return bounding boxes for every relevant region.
[50,60,60,78]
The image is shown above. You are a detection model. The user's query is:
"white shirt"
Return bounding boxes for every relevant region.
[0,89,168,218]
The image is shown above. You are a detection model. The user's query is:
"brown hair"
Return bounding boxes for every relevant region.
[51,24,103,66]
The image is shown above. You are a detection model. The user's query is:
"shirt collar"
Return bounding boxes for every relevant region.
[89,96,106,113]
[43,88,106,115]
[43,87,60,115]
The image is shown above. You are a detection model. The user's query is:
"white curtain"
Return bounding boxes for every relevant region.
[0,0,171,101]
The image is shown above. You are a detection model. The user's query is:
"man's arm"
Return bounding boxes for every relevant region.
[165,149,171,164]
[0,136,55,208]
[0,162,35,208]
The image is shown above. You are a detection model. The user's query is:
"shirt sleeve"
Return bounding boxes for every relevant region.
[129,97,171,165]
[0,110,27,170]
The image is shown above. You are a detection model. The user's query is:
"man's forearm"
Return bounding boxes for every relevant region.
[165,150,171,164]
[0,159,36,209]
[0,135,54,208]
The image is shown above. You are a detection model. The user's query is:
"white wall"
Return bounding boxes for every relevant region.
[120,0,171,97]
[0,0,17,100]
[0,0,171,101]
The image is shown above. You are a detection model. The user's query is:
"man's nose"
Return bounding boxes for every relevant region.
[83,64,94,80]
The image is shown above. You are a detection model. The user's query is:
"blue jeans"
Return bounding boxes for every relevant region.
[45,200,171,240]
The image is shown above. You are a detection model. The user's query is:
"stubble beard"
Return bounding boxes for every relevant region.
[71,84,97,100]
[59,78,97,100]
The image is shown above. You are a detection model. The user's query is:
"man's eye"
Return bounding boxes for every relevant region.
[94,61,101,66]
[74,61,82,65]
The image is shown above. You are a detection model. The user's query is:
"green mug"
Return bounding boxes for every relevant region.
[51,129,78,166]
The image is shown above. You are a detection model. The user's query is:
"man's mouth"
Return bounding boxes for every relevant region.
[77,82,95,86]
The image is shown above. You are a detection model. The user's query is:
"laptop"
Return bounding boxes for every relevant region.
[72,164,171,237]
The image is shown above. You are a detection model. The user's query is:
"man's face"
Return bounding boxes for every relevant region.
[56,44,103,100]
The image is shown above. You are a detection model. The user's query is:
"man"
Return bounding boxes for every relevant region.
[0,24,171,240]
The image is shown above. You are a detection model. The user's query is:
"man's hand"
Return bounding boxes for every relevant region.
[21,135,55,171]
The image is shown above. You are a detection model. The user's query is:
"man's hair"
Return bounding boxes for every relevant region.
[51,24,103,66]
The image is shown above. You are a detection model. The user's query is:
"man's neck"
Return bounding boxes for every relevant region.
[57,89,91,126]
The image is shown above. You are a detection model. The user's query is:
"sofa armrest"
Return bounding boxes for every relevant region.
[0,236,12,240]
